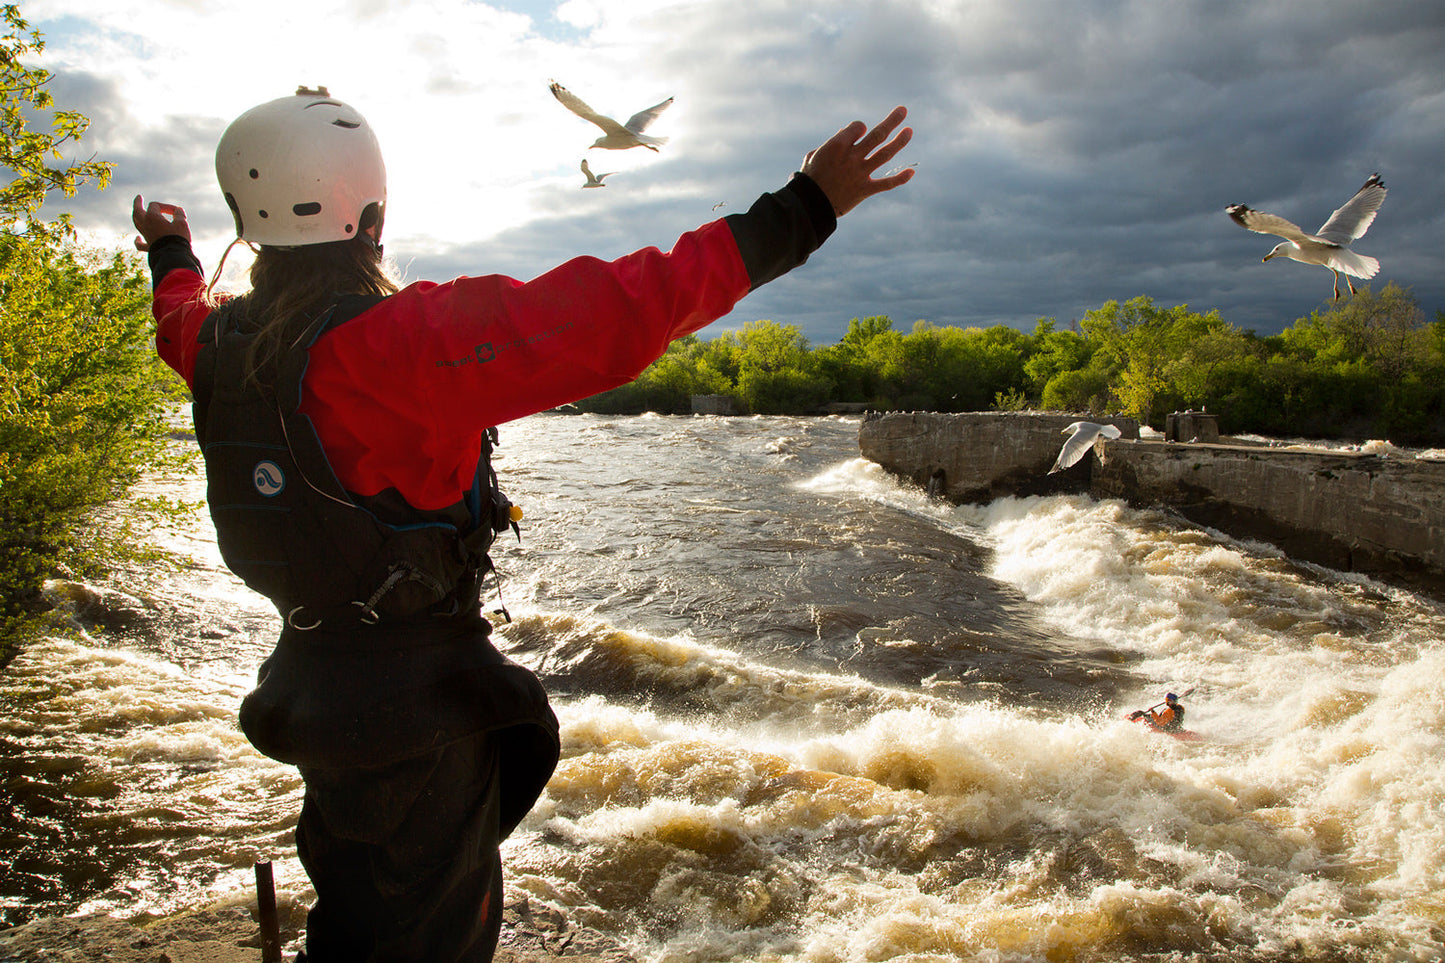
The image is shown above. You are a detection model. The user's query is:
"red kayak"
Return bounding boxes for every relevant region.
[1127,712,1205,742]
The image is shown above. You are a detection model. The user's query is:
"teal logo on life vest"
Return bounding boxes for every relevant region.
[253,460,286,497]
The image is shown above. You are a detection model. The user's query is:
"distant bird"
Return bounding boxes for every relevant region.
[1049,422,1121,474]
[1226,174,1386,300]
[579,159,613,188]
[549,81,673,152]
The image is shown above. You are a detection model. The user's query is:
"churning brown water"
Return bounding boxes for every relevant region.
[3,414,1442,961]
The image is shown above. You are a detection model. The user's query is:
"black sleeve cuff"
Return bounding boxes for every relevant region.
[785,171,838,243]
[146,234,204,291]
[723,172,838,291]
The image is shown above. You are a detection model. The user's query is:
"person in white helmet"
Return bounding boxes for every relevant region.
[133,85,913,963]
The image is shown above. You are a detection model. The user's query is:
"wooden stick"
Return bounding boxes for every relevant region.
[256,861,282,963]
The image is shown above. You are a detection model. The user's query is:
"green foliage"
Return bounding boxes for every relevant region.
[816,315,892,403]
[0,232,191,642]
[1,12,186,650]
[1023,319,1093,396]
[1248,283,1445,439]
[579,334,737,414]
[993,387,1029,411]
[2,4,112,232]
[1041,367,1111,415]
[1077,296,1234,424]
[575,285,1444,446]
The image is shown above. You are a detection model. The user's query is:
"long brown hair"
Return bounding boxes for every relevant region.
[229,233,398,386]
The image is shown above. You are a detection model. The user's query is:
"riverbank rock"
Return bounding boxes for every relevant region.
[0,893,635,963]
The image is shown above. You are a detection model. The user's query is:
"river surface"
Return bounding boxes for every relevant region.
[2,414,1442,962]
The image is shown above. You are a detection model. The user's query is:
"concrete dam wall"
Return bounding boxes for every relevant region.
[858,411,1445,583]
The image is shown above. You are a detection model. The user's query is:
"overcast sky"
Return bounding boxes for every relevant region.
[23,0,1445,343]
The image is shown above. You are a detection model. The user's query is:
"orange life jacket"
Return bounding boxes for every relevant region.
[1151,705,1182,730]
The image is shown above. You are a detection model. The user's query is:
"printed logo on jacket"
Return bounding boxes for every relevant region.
[253,460,286,497]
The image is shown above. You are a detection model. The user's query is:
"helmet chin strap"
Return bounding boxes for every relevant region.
[205,236,260,302]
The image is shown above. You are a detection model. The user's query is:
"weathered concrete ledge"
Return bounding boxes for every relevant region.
[1093,439,1445,578]
[857,411,1141,504]
[858,411,1445,583]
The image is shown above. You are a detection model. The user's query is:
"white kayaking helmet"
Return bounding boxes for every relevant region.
[215,86,386,247]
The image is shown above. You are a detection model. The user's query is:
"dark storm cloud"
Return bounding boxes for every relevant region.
[39,69,231,239]
[394,0,1445,340]
[31,0,1445,342]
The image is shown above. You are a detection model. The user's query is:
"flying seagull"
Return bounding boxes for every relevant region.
[1226,174,1386,300]
[549,81,673,152]
[1049,422,1121,474]
[579,159,613,188]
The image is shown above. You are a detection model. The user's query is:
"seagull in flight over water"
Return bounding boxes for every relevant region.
[579,159,613,188]
[1226,174,1386,300]
[1049,422,1121,474]
[549,81,673,152]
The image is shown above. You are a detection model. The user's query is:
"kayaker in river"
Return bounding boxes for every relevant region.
[1131,691,1185,732]
[131,86,913,963]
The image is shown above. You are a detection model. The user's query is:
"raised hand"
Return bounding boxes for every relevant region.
[800,106,914,217]
[132,194,191,251]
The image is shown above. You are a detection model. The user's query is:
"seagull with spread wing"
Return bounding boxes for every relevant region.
[1226,174,1386,300]
[1049,422,1121,474]
[579,159,613,188]
[549,81,673,152]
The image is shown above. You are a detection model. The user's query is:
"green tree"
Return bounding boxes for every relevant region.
[1261,284,1443,441]
[839,315,894,351]
[814,316,893,403]
[1041,367,1111,414]
[0,234,189,642]
[869,322,935,410]
[1023,319,1094,400]
[1079,296,1232,426]
[3,5,112,231]
[573,289,1444,444]
[955,324,1029,410]
[1,7,186,651]
[734,320,832,413]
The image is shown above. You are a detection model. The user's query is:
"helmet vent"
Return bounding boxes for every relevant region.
[249,169,259,179]
[332,119,360,129]
[293,202,322,216]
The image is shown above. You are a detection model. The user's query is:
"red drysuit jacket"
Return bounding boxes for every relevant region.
[148,174,835,512]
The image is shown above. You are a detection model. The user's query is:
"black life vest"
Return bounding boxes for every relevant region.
[191,294,516,628]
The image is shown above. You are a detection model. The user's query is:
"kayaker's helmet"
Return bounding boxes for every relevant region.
[1165,692,1178,703]
[215,87,386,248]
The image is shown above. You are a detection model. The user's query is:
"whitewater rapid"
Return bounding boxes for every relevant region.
[2,414,1440,962]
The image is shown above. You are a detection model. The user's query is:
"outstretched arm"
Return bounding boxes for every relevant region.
[800,106,914,217]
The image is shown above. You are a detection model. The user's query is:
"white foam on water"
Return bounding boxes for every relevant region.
[499,467,1445,961]
[10,422,1441,960]
[1,635,300,920]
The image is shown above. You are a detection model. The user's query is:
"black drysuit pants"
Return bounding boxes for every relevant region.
[294,732,504,962]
